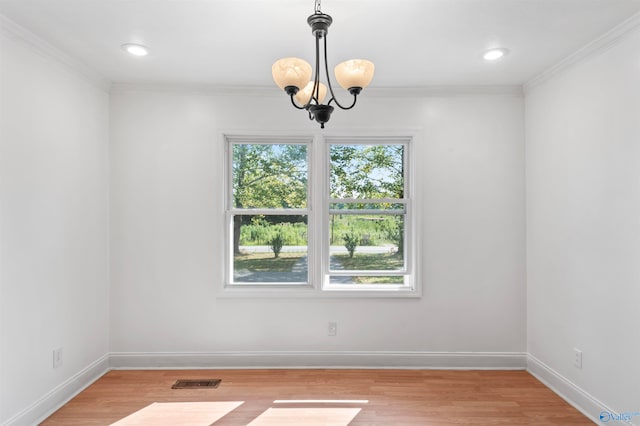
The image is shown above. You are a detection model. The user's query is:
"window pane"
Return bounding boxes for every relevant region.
[330,202,405,212]
[329,276,405,285]
[232,144,307,209]
[330,144,404,199]
[233,215,308,283]
[329,214,404,271]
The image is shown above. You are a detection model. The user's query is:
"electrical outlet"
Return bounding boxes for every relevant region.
[53,347,63,369]
[328,322,337,336]
[573,348,582,369]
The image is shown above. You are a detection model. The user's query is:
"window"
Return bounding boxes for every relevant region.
[224,135,415,296]
[226,138,311,285]
[324,141,411,291]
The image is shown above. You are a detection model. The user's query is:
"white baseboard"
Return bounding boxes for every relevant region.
[527,354,636,426]
[109,351,527,370]
[3,354,110,426]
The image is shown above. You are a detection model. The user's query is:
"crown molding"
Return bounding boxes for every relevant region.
[368,85,523,97]
[110,82,522,97]
[0,14,111,92]
[109,83,279,96]
[524,11,640,93]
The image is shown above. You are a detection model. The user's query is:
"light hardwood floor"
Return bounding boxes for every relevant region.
[41,369,594,425]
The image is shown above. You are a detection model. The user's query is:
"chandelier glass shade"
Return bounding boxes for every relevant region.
[295,81,328,105]
[272,0,375,128]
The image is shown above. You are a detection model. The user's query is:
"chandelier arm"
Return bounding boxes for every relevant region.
[322,36,358,110]
[328,92,357,109]
[302,35,323,109]
[313,34,321,105]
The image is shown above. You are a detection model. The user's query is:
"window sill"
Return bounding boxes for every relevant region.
[218,284,421,299]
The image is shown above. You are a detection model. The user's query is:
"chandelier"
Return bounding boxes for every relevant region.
[272,0,375,128]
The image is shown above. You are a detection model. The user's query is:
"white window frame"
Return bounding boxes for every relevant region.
[224,135,314,289]
[321,137,414,294]
[221,133,418,298]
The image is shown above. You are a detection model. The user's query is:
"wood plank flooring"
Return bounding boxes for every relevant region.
[41,369,594,425]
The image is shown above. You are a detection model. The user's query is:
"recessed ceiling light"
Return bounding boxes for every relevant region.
[121,43,149,57]
[483,48,509,61]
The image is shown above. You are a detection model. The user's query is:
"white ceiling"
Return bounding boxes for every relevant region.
[1,0,640,88]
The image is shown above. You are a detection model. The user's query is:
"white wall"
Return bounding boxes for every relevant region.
[2,4,639,422]
[109,88,526,357]
[0,29,110,423]
[526,29,640,417]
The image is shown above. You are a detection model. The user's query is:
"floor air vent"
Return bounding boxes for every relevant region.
[171,379,221,389]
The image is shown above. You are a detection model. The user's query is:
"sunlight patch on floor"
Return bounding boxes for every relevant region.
[110,401,244,425]
[247,407,362,425]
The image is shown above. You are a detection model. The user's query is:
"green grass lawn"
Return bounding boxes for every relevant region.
[234,251,404,283]
[234,252,305,272]
[331,253,404,284]
[332,252,403,270]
